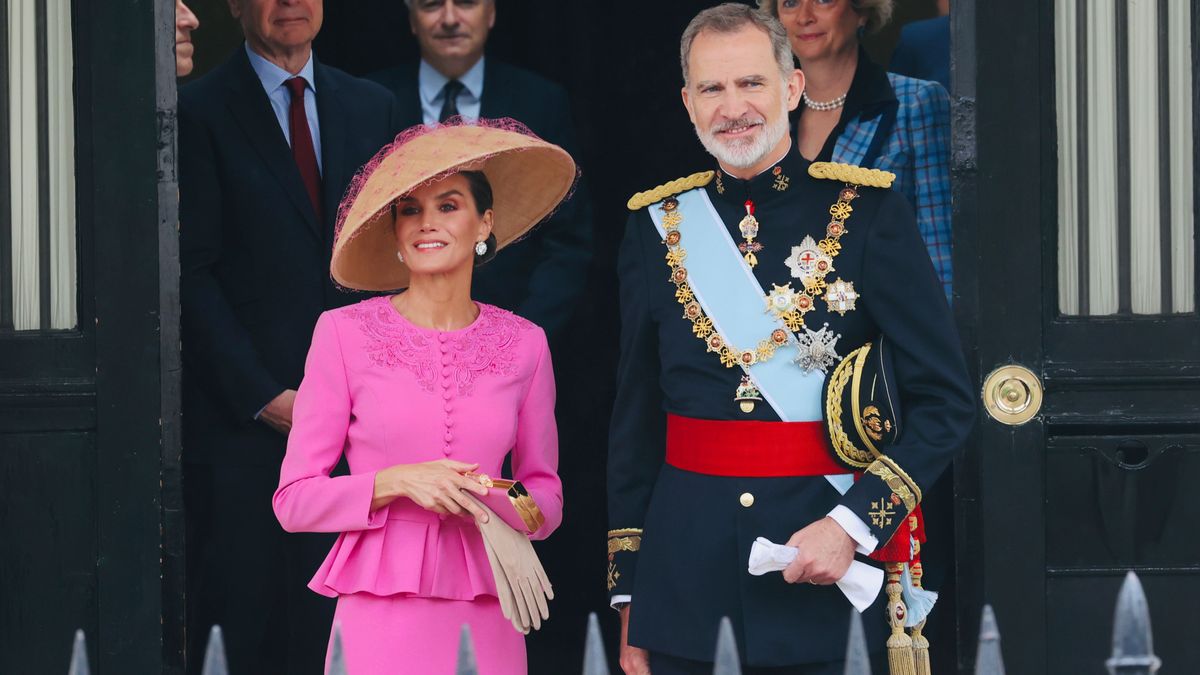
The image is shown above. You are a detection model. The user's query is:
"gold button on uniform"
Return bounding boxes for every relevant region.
[739,492,755,508]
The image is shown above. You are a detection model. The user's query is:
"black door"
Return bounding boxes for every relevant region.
[954,0,1199,672]
[0,1,184,672]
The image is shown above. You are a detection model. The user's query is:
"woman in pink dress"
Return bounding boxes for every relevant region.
[272,120,577,675]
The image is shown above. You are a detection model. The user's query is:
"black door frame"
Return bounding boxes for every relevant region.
[0,0,183,671]
[952,1,1200,672]
[86,0,185,670]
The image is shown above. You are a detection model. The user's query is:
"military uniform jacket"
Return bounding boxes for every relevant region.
[607,148,974,666]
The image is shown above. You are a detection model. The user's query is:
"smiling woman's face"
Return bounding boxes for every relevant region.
[777,0,865,64]
[392,172,493,278]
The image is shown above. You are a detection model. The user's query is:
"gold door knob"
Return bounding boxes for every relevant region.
[982,364,1043,425]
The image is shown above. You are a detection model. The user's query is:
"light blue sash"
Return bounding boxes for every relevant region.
[648,188,855,494]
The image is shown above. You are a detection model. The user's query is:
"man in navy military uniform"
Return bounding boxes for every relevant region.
[607,5,974,674]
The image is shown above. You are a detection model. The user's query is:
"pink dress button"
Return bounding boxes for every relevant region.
[443,403,452,413]
[441,379,451,390]
[442,390,452,400]
[441,367,451,377]
[441,356,452,366]
[444,418,454,428]
[438,334,448,343]
[440,344,449,354]
[444,432,453,443]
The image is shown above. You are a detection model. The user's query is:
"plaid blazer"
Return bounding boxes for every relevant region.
[832,73,953,300]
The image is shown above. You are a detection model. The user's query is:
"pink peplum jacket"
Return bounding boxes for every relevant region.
[273,296,562,601]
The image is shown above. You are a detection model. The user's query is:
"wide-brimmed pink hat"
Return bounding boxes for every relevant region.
[331,118,577,291]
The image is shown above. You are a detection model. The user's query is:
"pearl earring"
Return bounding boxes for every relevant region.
[475,240,488,256]
[396,250,405,264]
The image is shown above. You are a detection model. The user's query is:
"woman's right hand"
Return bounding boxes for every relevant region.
[372,459,490,522]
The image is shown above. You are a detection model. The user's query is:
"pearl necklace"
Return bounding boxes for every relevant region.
[802,91,848,111]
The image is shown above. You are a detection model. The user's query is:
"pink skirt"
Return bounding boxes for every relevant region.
[329,593,526,675]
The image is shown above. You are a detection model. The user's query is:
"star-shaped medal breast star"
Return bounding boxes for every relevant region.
[785,235,834,287]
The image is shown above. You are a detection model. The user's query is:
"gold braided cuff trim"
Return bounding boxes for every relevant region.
[809,162,896,189]
[825,344,874,469]
[626,171,715,210]
[866,459,918,513]
[608,536,642,555]
[607,528,643,538]
[876,455,922,504]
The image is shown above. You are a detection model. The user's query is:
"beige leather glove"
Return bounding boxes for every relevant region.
[469,495,553,633]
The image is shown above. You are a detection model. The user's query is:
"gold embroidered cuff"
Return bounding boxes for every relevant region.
[608,536,642,555]
[865,457,920,513]
[607,528,643,591]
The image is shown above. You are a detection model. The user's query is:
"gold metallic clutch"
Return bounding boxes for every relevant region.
[466,473,546,534]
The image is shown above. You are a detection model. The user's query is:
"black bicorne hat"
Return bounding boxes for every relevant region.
[822,335,902,470]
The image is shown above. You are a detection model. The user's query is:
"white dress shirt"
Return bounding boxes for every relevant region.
[245,43,323,174]
[418,57,485,125]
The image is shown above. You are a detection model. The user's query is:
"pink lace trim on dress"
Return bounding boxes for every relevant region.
[350,297,528,396]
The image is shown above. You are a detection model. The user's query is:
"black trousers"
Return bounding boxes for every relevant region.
[648,651,889,675]
[184,461,335,675]
[648,652,843,675]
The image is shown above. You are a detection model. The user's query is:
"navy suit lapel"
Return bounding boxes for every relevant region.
[314,61,347,241]
[479,59,508,119]
[225,49,322,241]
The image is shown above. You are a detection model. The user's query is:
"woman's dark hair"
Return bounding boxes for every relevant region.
[460,170,498,266]
[460,170,494,214]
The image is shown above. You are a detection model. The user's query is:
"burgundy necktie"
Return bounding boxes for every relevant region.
[285,77,323,218]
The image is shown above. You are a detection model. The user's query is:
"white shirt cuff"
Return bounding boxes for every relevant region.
[610,594,631,611]
[828,505,878,555]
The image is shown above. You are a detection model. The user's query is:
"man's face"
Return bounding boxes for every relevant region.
[229,0,323,55]
[409,0,495,67]
[681,26,802,170]
[175,0,200,77]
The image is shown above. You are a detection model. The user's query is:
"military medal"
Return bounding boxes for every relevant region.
[654,178,861,413]
[737,200,763,268]
[825,278,859,315]
[794,323,843,373]
[785,235,834,289]
[734,375,763,413]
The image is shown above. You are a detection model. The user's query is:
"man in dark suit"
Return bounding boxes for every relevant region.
[889,1,950,91]
[178,1,397,672]
[366,0,592,342]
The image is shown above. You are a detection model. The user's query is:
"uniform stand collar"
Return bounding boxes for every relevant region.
[711,145,810,208]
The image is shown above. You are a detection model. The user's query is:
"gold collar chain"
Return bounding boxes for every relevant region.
[657,185,859,394]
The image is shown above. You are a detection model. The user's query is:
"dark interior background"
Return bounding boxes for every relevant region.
[181,1,945,670]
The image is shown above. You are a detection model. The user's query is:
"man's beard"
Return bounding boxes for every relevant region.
[695,103,789,170]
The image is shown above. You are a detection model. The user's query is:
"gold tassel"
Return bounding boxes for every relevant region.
[910,562,932,675]
[885,562,917,675]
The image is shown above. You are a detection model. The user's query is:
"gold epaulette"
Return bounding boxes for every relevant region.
[626,171,715,211]
[809,162,896,189]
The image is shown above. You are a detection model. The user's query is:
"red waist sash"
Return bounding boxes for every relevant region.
[665,414,849,477]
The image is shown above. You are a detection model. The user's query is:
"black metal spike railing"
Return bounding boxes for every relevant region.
[327,623,349,675]
[456,625,479,675]
[201,626,228,675]
[712,617,743,675]
[67,630,89,675]
[62,571,1165,675]
[582,612,611,675]
[1106,572,1161,675]
[973,605,1005,675]
[843,609,872,675]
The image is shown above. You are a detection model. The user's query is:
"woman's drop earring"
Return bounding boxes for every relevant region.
[475,240,488,256]
[396,250,405,264]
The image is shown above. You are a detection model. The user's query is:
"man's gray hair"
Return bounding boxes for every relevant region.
[680,3,795,86]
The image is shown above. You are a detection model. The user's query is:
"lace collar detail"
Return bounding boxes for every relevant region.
[349,296,525,395]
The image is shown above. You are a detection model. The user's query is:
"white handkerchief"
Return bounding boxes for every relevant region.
[747,536,884,613]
